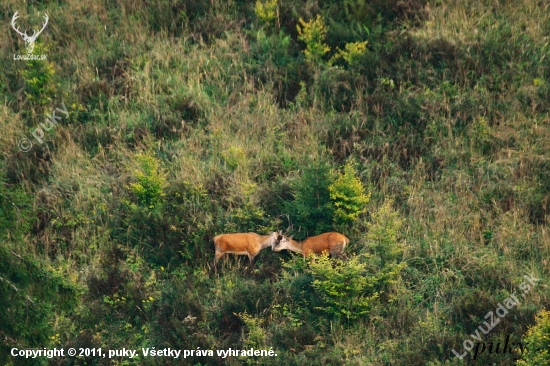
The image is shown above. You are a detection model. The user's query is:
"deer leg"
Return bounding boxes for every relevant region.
[248,253,256,267]
[213,251,225,273]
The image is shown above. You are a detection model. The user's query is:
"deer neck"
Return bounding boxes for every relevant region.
[261,234,276,249]
[286,239,303,253]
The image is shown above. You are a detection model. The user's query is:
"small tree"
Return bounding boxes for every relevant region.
[364,200,407,298]
[517,309,550,365]
[296,15,330,66]
[307,252,379,320]
[329,160,370,226]
[285,159,334,235]
[237,311,267,349]
[255,0,278,27]
[366,200,404,266]
[237,311,269,365]
[127,151,168,209]
[332,41,368,66]
[20,44,57,107]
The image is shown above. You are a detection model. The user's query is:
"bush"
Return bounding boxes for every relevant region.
[307,252,379,320]
[238,311,268,349]
[19,44,57,109]
[329,160,370,226]
[297,15,330,67]
[283,159,334,236]
[127,151,168,209]
[332,41,368,67]
[517,309,550,366]
[255,0,279,27]
[365,200,404,265]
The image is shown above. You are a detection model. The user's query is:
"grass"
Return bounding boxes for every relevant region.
[0,0,549,365]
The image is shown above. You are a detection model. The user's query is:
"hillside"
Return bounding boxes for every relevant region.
[1,0,549,365]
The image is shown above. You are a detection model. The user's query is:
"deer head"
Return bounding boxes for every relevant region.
[11,11,49,54]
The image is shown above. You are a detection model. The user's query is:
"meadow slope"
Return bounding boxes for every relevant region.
[1,0,549,365]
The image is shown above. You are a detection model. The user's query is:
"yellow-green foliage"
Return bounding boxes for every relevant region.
[19,44,57,106]
[366,200,404,264]
[334,41,368,66]
[222,145,247,171]
[470,115,492,148]
[297,15,330,66]
[517,309,550,365]
[127,152,168,208]
[236,311,269,365]
[237,311,267,348]
[255,0,278,26]
[296,16,367,67]
[365,200,407,295]
[2,0,550,364]
[307,253,379,320]
[329,161,371,225]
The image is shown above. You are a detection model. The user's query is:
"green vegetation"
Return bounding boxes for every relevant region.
[20,45,57,108]
[307,252,380,320]
[126,151,168,209]
[517,309,550,366]
[297,15,331,66]
[329,160,371,226]
[255,0,279,27]
[1,0,549,364]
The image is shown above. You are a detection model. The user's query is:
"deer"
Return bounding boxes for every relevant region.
[11,11,49,54]
[212,231,283,272]
[272,232,349,258]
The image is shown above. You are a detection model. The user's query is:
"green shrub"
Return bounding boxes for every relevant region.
[311,66,357,111]
[248,29,297,106]
[332,41,368,67]
[127,151,168,209]
[297,15,330,66]
[0,177,33,241]
[469,115,495,154]
[364,200,407,299]
[255,0,278,27]
[238,311,267,349]
[2,1,550,365]
[222,145,247,171]
[366,200,404,265]
[517,309,550,366]
[284,159,334,236]
[329,160,371,226]
[19,44,57,108]
[306,252,379,320]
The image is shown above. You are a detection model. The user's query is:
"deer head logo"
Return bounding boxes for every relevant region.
[11,11,49,55]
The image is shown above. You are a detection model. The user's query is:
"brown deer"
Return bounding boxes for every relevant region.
[272,232,349,257]
[212,231,282,271]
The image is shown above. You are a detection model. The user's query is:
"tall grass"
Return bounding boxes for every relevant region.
[0,0,548,364]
